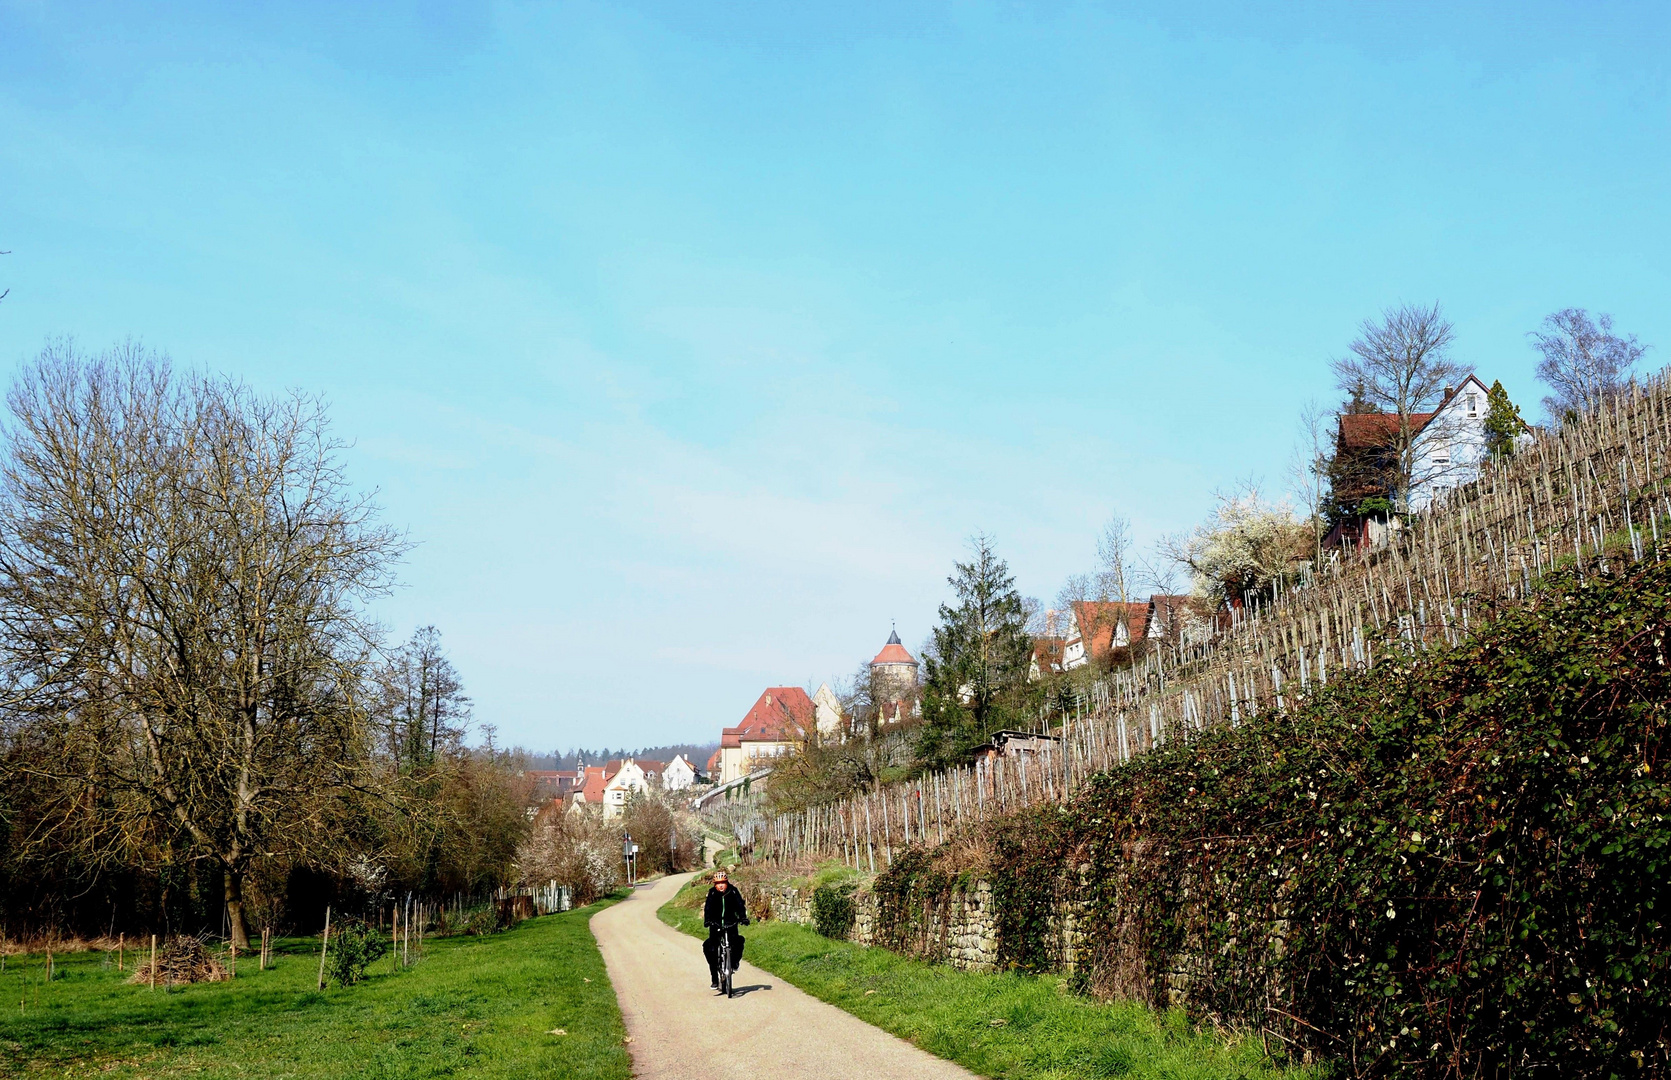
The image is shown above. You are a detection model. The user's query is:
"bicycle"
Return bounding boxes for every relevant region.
[714,920,742,998]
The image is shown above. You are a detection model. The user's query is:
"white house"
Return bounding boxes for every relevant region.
[1406,375,1492,512]
[813,683,844,739]
[1060,600,1147,671]
[663,753,698,791]
[599,757,663,819]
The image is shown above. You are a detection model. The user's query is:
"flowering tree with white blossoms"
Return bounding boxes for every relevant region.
[1163,487,1313,606]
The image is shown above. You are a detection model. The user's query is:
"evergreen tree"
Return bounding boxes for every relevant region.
[916,534,1032,770]
[1483,379,1528,459]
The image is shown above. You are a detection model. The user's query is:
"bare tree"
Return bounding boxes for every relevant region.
[1531,308,1647,423]
[1330,302,1471,511]
[0,342,406,948]
[1095,514,1134,605]
[376,626,471,771]
[1289,400,1331,561]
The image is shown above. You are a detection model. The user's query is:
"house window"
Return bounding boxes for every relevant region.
[1465,393,1478,417]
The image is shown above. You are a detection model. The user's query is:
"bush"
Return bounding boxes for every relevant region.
[878,556,1671,1077]
[325,918,388,986]
[462,906,501,936]
[811,881,856,939]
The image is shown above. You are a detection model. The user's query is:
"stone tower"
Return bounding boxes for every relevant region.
[869,627,920,723]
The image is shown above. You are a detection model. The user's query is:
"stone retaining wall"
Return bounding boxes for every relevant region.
[760,867,1215,1008]
[759,877,1004,974]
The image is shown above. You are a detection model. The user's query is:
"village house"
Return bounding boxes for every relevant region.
[717,687,814,784]
[567,763,615,814]
[1327,375,1499,550]
[813,683,844,739]
[1060,600,1150,671]
[662,752,699,791]
[521,768,580,802]
[1145,594,1218,647]
[1028,636,1065,681]
[600,758,663,818]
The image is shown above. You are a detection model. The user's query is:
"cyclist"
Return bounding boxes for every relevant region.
[702,870,749,988]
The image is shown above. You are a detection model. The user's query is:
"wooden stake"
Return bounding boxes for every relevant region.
[317,906,331,991]
[150,935,156,992]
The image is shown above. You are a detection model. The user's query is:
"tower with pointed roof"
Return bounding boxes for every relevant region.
[869,626,920,726]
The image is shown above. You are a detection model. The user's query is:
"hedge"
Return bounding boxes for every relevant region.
[877,557,1670,1077]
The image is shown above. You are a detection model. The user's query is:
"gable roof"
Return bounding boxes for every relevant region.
[1337,376,1490,452]
[1031,637,1065,675]
[1147,594,1214,633]
[575,764,615,803]
[1067,600,1150,661]
[725,686,814,745]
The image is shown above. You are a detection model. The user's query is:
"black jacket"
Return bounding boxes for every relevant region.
[703,885,748,929]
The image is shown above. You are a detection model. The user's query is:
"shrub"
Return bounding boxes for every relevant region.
[877,556,1671,1077]
[325,918,388,986]
[811,882,856,939]
[462,905,501,936]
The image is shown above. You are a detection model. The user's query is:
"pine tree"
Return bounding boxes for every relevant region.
[917,534,1033,769]
[1484,379,1528,459]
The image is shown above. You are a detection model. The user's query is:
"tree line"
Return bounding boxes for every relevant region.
[0,343,532,946]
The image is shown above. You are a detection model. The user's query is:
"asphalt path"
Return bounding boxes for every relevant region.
[591,872,977,1080]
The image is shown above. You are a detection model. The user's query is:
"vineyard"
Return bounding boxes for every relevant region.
[757,371,1671,866]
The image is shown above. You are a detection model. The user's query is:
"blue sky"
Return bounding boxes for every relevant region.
[3,2,1668,751]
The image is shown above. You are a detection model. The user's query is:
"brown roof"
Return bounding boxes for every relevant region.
[706,749,722,773]
[1337,411,1436,451]
[1032,637,1065,674]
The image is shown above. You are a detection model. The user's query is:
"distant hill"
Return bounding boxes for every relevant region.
[523,742,721,771]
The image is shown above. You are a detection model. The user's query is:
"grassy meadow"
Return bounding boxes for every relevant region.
[0,899,630,1080]
[660,877,1317,1080]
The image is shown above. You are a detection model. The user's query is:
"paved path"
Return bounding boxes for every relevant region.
[591,872,977,1080]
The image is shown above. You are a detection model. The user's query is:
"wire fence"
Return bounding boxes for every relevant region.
[758,371,1671,867]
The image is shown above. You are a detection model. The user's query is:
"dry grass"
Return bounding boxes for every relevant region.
[124,936,229,986]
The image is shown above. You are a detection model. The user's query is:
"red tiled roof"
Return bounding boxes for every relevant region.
[1032,637,1065,673]
[724,686,813,745]
[706,749,722,773]
[575,764,615,803]
[1068,601,1150,661]
[871,630,918,666]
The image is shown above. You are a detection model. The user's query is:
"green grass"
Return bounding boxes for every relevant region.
[0,899,631,1079]
[660,879,1317,1080]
